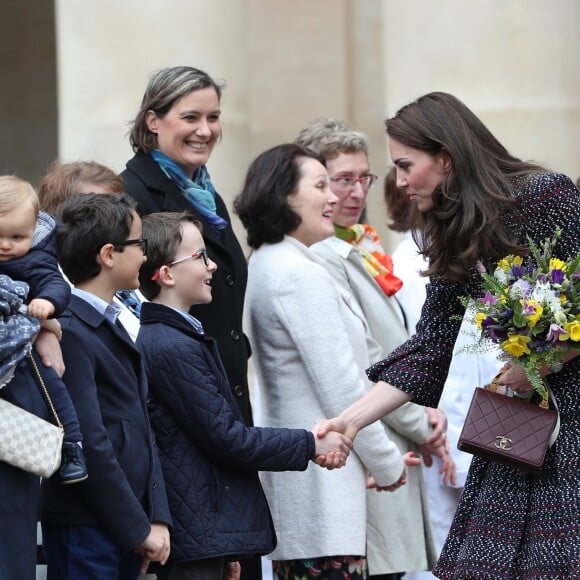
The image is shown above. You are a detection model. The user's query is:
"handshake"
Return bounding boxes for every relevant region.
[310,406,456,491]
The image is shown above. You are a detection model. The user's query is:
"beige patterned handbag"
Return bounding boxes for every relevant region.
[0,354,63,478]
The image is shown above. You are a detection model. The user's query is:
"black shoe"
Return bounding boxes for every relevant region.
[60,442,88,485]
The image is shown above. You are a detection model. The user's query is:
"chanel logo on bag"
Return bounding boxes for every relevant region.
[494,436,513,451]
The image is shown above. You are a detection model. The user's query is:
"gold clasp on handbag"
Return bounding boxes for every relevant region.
[494,435,512,451]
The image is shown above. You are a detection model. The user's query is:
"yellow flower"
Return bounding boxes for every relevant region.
[523,300,543,328]
[501,334,531,357]
[549,258,566,272]
[498,255,523,272]
[563,320,580,341]
[560,294,567,304]
[475,312,486,330]
[497,257,510,272]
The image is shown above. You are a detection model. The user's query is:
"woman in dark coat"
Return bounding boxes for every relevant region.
[0,276,58,580]
[121,64,256,577]
[321,92,580,579]
[122,66,251,424]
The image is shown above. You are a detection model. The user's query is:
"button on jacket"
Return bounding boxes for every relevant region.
[122,151,253,424]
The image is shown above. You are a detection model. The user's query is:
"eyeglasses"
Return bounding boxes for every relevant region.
[113,238,148,254]
[151,249,210,281]
[329,174,378,190]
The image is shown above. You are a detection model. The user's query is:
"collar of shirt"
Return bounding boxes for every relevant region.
[168,306,204,335]
[72,288,122,324]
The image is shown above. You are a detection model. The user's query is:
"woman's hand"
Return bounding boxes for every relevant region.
[33,326,65,377]
[424,407,448,447]
[367,451,421,492]
[497,362,534,394]
[315,416,358,442]
[312,419,353,469]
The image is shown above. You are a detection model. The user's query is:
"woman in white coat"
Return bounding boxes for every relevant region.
[296,119,447,579]
[234,143,418,580]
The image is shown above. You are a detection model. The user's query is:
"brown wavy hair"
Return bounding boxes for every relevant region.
[386,92,544,282]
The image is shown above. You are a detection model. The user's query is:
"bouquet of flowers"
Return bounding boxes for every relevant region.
[467,229,580,398]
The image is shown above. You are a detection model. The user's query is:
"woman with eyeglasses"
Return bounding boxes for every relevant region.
[121,67,254,448]
[295,119,454,580]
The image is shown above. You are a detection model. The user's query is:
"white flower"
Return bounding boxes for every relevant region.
[531,281,561,313]
[494,267,508,285]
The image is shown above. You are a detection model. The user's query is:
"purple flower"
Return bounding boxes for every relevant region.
[481,317,508,342]
[481,291,499,306]
[511,265,525,278]
[510,279,531,298]
[546,323,567,344]
[551,269,565,284]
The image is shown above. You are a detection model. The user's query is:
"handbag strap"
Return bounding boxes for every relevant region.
[28,353,64,430]
[488,372,560,447]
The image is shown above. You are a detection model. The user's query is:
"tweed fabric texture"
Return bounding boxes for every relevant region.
[368,172,580,578]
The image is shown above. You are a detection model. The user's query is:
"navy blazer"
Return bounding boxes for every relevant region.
[122,151,253,425]
[40,295,171,551]
[137,303,314,564]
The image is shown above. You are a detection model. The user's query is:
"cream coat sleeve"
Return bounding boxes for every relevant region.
[312,240,433,445]
[273,265,404,487]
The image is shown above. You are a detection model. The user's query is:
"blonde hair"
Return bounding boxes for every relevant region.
[0,175,39,218]
[295,118,368,161]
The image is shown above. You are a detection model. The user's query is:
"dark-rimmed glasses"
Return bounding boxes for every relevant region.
[329,174,378,190]
[151,249,210,281]
[113,238,148,254]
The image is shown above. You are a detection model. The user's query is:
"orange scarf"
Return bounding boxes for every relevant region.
[334,224,403,296]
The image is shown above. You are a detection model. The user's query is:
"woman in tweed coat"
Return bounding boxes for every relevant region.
[321,92,580,579]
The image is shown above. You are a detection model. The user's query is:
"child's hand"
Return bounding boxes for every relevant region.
[227,561,241,580]
[312,419,353,469]
[137,523,170,573]
[28,298,55,319]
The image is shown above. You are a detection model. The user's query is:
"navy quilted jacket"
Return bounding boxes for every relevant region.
[137,303,315,564]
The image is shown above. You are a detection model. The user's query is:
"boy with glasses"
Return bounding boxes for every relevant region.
[136,211,352,579]
[41,193,172,579]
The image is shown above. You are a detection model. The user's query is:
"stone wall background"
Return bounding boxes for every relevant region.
[1,0,578,251]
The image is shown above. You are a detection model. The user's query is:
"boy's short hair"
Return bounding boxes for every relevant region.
[139,212,202,300]
[0,175,39,218]
[57,193,137,285]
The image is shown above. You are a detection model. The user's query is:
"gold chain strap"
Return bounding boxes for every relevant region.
[28,353,64,430]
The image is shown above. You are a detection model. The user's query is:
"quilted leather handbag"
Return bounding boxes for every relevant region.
[458,376,559,473]
[0,354,63,478]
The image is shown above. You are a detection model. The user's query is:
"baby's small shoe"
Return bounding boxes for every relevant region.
[60,442,88,485]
